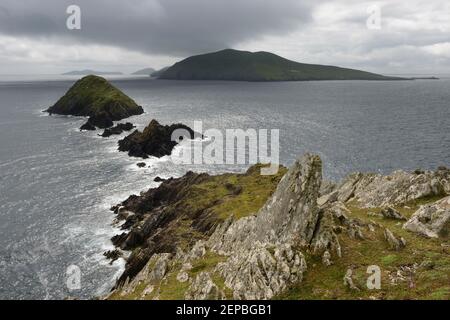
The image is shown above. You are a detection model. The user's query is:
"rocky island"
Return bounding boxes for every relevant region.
[158,49,406,82]
[46,75,144,130]
[106,155,449,300]
[118,119,197,158]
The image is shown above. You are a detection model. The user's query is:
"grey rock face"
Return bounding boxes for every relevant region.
[403,196,450,238]
[209,154,323,253]
[384,228,407,251]
[311,210,342,258]
[201,154,322,299]
[380,207,407,220]
[334,170,449,208]
[185,272,224,300]
[215,243,307,300]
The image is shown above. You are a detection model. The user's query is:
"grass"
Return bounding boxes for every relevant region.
[277,196,449,300]
[160,49,404,81]
[110,172,449,301]
[183,164,287,220]
[47,75,142,118]
[112,251,230,300]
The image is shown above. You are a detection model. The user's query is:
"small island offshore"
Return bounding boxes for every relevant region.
[43,70,449,300]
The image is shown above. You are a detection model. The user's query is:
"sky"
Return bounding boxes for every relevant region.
[0,0,449,75]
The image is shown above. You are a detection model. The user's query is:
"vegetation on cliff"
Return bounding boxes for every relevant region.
[107,156,449,300]
[159,49,405,82]
[46,75,143,129]
[108,163,287,287]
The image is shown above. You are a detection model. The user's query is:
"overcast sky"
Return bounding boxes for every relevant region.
[0,0,449,75]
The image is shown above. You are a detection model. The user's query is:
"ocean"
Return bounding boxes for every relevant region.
[0,75,449,299]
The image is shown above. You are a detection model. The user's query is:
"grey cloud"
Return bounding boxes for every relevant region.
[0,0,312,56]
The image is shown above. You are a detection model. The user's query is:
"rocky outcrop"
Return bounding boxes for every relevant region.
[380,207,407,220]
[182,154,322,299]
[100,123,135,137]
[80,112,113,129]
[403,196,450,238]
[118,119,197,158]
[46,75,144,129]
[334,169,449,207]
[384,228,407,251]
[208,154,322,252]
[109,164,286,288]
[185,272,225,300]
[106,155,450,300]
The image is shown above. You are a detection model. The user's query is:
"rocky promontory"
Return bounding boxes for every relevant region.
[106,156,450,300]
[118,119,197,158]
[45,75,144,130]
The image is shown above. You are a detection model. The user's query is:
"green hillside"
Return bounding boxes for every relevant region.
[159,49,405,81]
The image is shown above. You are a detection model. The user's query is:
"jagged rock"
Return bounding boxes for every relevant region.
[181,263,193,271]
[177,271,189,283]
[204,154,321,299]
[336,173,363,202]
[311,210,341,258]
[153,176,166,182]
[380,207,407,220]
[347,223,365,240]
[322,250,332,266]
[118,119,197,158]
[136,162,146,168]
[384,228,406,251]
[100,122,135,137]
[343,268,360,291]
[328,202,350,223]
[209,154,322,254]
[185,272,224,300]
[79,121,96,131]
[215,243,307,300]
[403,196,450,238]
[317,190,338,207]
[103,249,122,264]
[320,180,336,196]
[419,260,435,270]
[141,285,154,297]
[186,241,206,261]
[148,253,171,282]
[336,170,449,207]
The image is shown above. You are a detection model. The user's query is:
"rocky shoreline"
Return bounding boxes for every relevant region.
[105,155,450,300]
[43,76,449,300]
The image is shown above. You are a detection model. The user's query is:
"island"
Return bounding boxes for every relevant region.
[62,70,123,76]
[158,49,407,82]
[151,67,170,78]
[131,68,156,75]
[118,119,197,158]
[45,75,144,129]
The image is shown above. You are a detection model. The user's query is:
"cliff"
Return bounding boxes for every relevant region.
[106,155,450,300]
